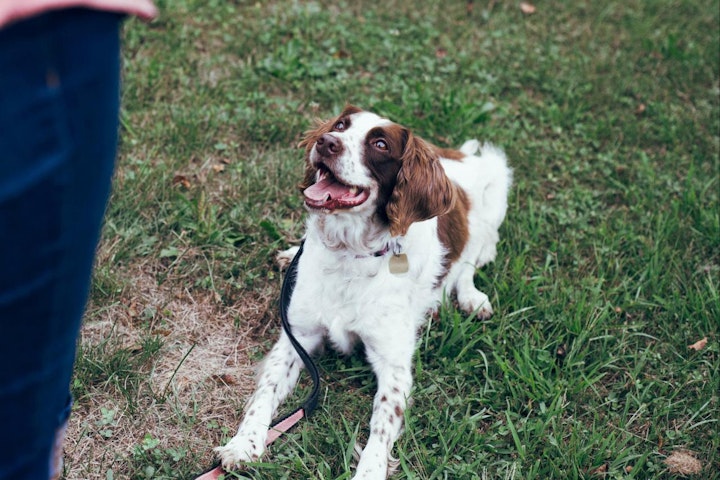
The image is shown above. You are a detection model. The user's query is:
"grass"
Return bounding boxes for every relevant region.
[66,0,718,479]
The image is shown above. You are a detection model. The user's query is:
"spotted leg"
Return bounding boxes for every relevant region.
[215,330,322,469]
[352,336,414,479]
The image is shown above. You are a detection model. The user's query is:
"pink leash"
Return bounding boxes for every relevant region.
[194,243,318,480]
[194,409,307,479]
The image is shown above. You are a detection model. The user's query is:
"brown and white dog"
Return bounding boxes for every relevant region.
[215,105,512,479]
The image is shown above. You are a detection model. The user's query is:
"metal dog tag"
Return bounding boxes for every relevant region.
[389,253,409,275]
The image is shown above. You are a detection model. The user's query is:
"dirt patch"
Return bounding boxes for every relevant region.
[63,260,279,479]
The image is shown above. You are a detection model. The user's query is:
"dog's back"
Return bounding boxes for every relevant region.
[439,142,512,316]
[442,141,512,234]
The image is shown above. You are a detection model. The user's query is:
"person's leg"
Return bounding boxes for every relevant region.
[0,9,124,479]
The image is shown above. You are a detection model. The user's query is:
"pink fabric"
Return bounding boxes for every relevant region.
[0,0,158,28]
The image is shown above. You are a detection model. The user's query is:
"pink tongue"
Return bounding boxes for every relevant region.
[303,176,352,205]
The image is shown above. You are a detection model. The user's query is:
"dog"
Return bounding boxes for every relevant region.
[215,105,512,479]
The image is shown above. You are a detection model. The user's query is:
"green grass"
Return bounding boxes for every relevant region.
[70,0,718,478]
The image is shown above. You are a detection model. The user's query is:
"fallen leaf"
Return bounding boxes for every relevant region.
[212,164,225,173]
[590,463,608,476]
[688,337,708,351]
[211,374,238,386]
[664,450,703,475]
[520,2,536,14]
[635,103,646,115]
[172,174,191,189]
[128,300,139,317]
[435,48,448,59]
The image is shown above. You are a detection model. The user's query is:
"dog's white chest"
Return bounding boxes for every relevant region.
[289,256,387,353]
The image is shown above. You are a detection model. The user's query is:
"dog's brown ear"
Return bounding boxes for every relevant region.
[387,131,456,236]
[297,117,332,190]
[298,118,327,154]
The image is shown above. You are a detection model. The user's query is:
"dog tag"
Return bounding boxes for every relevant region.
[389,253,409,275]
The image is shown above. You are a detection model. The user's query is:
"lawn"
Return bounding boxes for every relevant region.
[65,1,718,479]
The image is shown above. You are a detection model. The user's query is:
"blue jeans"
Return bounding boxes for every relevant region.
[0,9,123,479]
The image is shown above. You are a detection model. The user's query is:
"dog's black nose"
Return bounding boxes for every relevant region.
[316,133,343,157]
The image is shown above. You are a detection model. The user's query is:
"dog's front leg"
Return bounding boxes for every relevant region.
[353,342,414,479]
[215,331,321,469]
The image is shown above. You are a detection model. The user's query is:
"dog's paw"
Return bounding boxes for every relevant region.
[276,246,300,270]
[351,441,393,480]
[214,434,264,469]
[457,289,493,320]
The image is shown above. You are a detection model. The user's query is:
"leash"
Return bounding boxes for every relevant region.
[194,242,319,479]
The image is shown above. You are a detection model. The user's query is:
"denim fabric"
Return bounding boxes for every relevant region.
[0,9,123,479]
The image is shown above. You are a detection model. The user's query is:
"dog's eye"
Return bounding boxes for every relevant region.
[374,139,388,151]
[334,121,346,131]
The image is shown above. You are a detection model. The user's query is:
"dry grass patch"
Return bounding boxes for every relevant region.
[663,450,704,476]
[65,259,277,479]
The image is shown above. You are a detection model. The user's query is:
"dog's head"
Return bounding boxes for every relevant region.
[299,105,455,236]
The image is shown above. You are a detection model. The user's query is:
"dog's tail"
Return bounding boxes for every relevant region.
[459,139,480,156]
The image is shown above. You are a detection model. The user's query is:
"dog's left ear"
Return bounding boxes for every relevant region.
[387,131,456,236]
[297,117,332,191]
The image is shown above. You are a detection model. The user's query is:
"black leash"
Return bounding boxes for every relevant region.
[270,240,320,426]
[194,241,320,479]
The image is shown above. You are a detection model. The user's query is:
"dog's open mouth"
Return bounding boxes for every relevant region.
[303,165,369,210]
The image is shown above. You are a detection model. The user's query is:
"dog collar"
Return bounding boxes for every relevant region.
[357,239,409,274]
[356,238,403,259]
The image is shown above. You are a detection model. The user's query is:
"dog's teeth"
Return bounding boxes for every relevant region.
[349,187,358,195]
